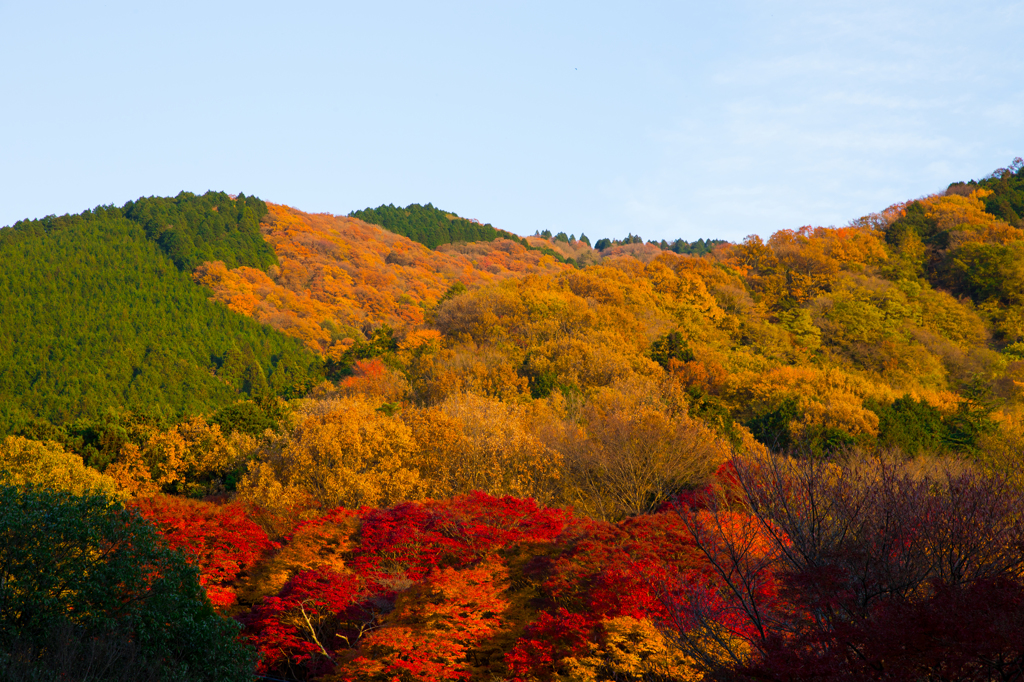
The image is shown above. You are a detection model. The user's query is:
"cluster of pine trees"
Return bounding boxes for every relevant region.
[350,202,510,249]
[0,192,320,442]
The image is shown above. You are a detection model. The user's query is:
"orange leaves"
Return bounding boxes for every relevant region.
[343,558,510,681]
[726,224,888,307]
[644,255,725,322]
[398,328,441,353]
[194,204,571,355]
[335,359,411,403]
[918,189,1024,246]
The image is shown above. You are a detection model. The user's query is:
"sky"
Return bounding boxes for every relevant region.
[1,1,1022,243]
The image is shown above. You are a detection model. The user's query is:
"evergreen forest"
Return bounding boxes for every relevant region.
[350,202,521,250]
[0,193,320,438]
[352,202,569,263]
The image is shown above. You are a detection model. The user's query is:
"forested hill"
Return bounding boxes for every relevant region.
[124,191,278,271]
[349,202,519,249]
[948,156,1024,226]
[6,164,1024,682]
[350,202,570,263]
[0,193,320,437]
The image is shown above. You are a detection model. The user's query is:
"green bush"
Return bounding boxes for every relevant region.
[0,484,256,681]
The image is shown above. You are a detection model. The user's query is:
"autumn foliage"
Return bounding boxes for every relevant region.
[111,451,1024,682]
[7,163,1024,681]
[131,495,276,608]
[194,204,569,355]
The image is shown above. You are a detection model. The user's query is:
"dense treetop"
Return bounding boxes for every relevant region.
[195,204,569,357]
[0,198,319,435]
[351,202,569,262]
[950,156,1024,227]
[124,191,278,271]
[349,203,516,250]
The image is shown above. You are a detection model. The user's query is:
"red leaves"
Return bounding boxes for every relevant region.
[131,495,276,608]
[541,514,697,621]
[139,462,1024,682]
[244,492,569,679]
[505,609,603,680]
[343,558,510,681]
[239,488,789,681]
[245,567,365,675]
[348,493,569,592]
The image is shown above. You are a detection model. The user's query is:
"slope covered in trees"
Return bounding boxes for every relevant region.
[186,160,1024,468]
[19,458,1017,682]
[194,204,570,356]
[4,160,1024,681]
[125,191,278,272]
[352,202,571,263]
[350,203,518,249]
[0,195,320,435]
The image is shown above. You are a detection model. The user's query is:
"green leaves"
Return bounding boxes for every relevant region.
[350,203,504,250]
[0,199,317,428]
[124,191,277,272]
[0,484,256,681]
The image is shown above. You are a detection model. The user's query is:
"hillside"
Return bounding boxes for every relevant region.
[193,203,571,357]
[0,194,320,436]
[350,202,521,249]
[187,168,1024,462]
[4,161,1024,682]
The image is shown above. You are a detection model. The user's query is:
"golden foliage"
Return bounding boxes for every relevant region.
[105,417,248,497]
[237,397,423,511]
[0,436,125,499]
[920,189,1024,246]
[402,393,562,504]
[558,384,733,520]
[560,616,706,682]
[734,365,891,438]
[195,204,569,353]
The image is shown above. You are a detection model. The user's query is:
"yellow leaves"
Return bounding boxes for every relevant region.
[105,417,247,497]
[915,285,989,348]
[974,411,1024,490]
[0,436,125,500]
[737,365,890,438]
[560,385,734,520]
[409,341,530,404]
[105,442,159,497]
[644,257,725,323]
[560,268,627,306]
[919,190,1024,245]
[235,460,306,518]
[403,393,562,504]
[434,284,526,346]
[560,616,706,682]
[238,397,423,511]
[530,332,659,391]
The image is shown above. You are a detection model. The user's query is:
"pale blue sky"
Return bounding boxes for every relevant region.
[2,1,1022,242]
